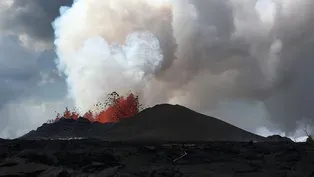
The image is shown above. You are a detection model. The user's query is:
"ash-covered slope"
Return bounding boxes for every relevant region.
[20,104,265,141]
[20,117,115,140]
[103,104,265,141]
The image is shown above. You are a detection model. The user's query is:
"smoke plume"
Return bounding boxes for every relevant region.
[53,0,314,134]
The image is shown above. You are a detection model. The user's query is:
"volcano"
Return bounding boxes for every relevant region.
[21,104,265,141]
[101,104,266,141]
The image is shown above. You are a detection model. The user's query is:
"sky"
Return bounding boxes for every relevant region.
[0,0,313,140]
[0,0,73,138]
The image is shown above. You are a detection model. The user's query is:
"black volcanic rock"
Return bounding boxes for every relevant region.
[1,139,314,176]
[103,104,265,142]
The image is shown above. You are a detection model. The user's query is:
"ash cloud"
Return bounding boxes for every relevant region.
[53,0,314,134]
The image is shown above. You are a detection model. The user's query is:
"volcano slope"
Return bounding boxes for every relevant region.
[102,104,265,142]
[21,104,265,142]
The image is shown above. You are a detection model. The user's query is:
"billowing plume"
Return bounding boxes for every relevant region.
[53,0,314,133]
[53,0,172,113]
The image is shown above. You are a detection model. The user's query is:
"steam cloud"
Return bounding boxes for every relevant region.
[53,0,314,134]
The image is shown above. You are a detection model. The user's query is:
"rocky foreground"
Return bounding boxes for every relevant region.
[1,139,314,177]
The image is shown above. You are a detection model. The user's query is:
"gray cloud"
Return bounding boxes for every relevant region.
[0,34,68,138]
[265,39,314,133]
[0,0,72,138]
[0,0,72,43]
[0,35,37,105]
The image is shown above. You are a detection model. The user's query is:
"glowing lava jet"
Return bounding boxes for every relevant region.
[53,92,142,123]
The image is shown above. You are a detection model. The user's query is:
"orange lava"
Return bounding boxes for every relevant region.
[51,92,141,124]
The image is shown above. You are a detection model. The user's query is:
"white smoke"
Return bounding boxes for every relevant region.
[53,0,314,134]
[53,0,166,113]
[57,33,163,113]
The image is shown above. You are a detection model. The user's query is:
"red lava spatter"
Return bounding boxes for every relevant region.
[52,92,142,124]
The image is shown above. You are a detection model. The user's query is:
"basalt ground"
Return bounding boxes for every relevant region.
[0,139,314,177]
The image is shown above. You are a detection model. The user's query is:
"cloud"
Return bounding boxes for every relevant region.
[0,0,72,41]
[0,34,68,139]
[0,33,68,139]
[0,34,67,103]
[0,0,71,138]
[0,35,38,106]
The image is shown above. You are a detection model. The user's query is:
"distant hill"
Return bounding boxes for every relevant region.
[20,104,265,142]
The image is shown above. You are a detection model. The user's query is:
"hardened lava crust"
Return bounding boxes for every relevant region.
[0,139,314,176]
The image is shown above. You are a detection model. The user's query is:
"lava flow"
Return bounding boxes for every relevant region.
[51,92,142,124]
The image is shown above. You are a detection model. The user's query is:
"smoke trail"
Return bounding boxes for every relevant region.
[53,0,314,133]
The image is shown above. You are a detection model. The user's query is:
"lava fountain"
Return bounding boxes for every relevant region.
[52,92,142,123]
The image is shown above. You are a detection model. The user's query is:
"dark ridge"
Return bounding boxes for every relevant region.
[20,104,266,141]
[20,117,115,140]
[265,135,294,142]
